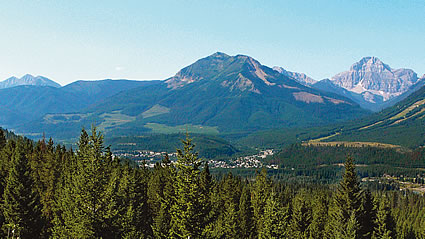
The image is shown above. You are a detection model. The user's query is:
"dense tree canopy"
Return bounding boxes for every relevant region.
[0,129,423,238]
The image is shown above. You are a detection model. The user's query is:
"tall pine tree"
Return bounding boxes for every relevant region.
[169,134,206,238]
[258,191,289,239]
[238,184,254,239]
[329,155,363,239]
[2,140,42,238]
[0,130,6,150]
[372,196,396,239]
[290,189,312,238]
[52,127,123,238]
[251,168,271,234]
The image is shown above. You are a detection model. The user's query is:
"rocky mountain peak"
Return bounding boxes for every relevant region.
[273,66,316,85]
[210,52,230,59]
[0,74,61,89]
[330,57,418,102]
[350,56,392,72]
[165,52,277,89]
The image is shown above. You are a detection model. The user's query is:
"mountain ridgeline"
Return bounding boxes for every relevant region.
[14,52,369,140]
[320,82,425,148]
[1,53,424,150]
[313,57,423,111]
[0,74,61,89]
[0,79,160,128]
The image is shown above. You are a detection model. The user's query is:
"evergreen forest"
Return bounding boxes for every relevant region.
[0,128,424,239]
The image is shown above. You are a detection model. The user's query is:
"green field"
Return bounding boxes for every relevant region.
[43,113,89,124]
[144,123,219,134]
[98,111,136,130]
[141,104,170,118]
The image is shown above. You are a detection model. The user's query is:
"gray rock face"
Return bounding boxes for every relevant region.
[273,66,316,86]
[330,57,418,102]
[0,74,61,89]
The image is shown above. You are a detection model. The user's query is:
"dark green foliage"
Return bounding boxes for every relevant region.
[148,155,175,238]
[169,134,208,238]
[0,128,423,238]
[309,192,329,239]
[359,190,376,239]
[269,143,425,183]
[118,164,152,238]
[372,196,396,239]
[238,185,254,239]
[2,140,42,238]
[251,169,272,233]
[329,155,363,238]
[52,127,151,238]
[106,133,239,159]
[0,130,5,150]
[258,191,289,239]
[290,189,312,238]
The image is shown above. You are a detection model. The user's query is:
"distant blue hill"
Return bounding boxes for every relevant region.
[0,79,160,128]
[0,74,61,89]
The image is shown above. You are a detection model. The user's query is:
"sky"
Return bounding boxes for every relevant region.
[0,0,424,85]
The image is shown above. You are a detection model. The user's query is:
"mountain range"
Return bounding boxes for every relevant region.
[0,74,61,89]
[271,57,423,111]
[319,83,425,148]
[0,79,158,128]
[272,66,316,86]
[1,52,423,144]
[9,52,368,140]
[324,57,421,111]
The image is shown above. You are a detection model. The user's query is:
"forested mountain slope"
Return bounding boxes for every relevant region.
[315,84,425,147]
[0,80,159,128]
[18,53,369,140]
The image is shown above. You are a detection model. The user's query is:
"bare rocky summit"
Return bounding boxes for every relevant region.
[330,57,418,102]
[273,66,316,86]
[0,74,61,89]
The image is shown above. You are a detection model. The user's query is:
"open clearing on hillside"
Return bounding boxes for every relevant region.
[390,107,425,125]
[309,132,340,142]
[144,123,219,134]
[141,104,170,118]
[359,120,384,130]
[98,111,136,130]
[44,113,89,123]
[390,98,425,120]
[303,141,406,151]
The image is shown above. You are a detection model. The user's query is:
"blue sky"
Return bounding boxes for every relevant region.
[1,0,424,85]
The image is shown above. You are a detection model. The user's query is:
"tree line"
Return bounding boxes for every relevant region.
[0,129,424,238]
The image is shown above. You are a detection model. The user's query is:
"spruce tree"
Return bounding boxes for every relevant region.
[2,141,42,238]
[169,134,205,238]
[290,189,312,239]
[372,196,396,239]
[219,173,241,238]
[30,138,61,237]
[251,168,271,233]
[343,211,360,239]
[359,190,376,239]
[199,161,213,235]
[52,127,122,238]
[330,155,363,239]
[238,185,254,239]
[0,130,6,150]
[309,192,328,239]
[258,191,289,239]
[149,155,175,238]
[119,164,152,238]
